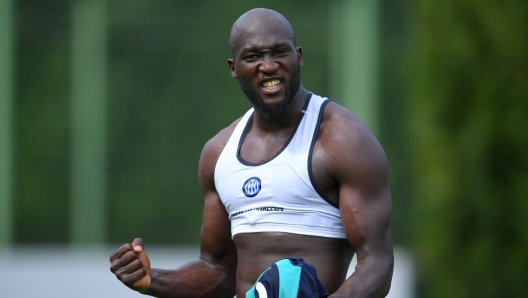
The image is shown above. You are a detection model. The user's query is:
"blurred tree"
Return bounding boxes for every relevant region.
[0,0,15,246]
[377,0,411,245]
[408,0,528,297]
[14,0,71,244]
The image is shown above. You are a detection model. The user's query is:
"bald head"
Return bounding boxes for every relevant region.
[229,8,296,57]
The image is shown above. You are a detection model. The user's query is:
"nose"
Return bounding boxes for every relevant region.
[258,54,278,74]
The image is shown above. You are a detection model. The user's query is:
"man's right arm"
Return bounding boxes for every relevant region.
[144,188,237,298]
[110,126,238,298]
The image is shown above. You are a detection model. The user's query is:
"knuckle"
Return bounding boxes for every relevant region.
[114,267,125,276]
[121,275,133,285]
[132,258,143,266]
[124,250,138,259]
[114,270,124,280]
[109,243,133,262]
[110,261,120,272]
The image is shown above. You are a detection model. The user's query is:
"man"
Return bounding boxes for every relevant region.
[110,8,393,298]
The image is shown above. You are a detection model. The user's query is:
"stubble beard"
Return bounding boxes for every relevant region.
[237,64,301,115]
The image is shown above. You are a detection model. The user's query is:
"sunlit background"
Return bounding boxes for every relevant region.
[0,0,527,297]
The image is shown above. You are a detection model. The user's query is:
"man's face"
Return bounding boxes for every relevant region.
[237,61,301,115]
[228,22,303,115]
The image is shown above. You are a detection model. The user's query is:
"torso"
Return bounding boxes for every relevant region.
[214,94,346,240]
[212,95,356,296]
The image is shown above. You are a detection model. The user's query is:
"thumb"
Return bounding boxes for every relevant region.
[130,238,151,292]
[132,238,151,271]
[132,237,144,253]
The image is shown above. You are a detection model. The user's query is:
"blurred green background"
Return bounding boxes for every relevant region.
[0,0,527,297]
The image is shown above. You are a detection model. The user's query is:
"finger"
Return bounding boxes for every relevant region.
[132,238,144,252]
[113,258,144,281]
[109,243,133,262]
[114,258,144,277]
[123,268,148,286]
[121,258,144,275]
[110,250,139,273]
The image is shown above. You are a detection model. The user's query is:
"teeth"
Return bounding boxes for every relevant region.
[262,80,280,88]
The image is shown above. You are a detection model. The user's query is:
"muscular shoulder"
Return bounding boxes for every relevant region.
[198,118,242,190]
[316,102,388,186]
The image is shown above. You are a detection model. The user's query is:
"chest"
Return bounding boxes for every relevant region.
[217,140,317,215]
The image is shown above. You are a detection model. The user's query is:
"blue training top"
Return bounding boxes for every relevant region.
[246,258,329,298]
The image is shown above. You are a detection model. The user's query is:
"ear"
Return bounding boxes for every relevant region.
[296,47,304,68]
[227,59,238,79]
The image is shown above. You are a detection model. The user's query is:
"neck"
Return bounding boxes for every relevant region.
[252,87,308,133]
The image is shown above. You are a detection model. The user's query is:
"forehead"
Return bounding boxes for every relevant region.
[230,16,295,55]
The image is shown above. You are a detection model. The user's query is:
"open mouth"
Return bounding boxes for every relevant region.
[260,79,282,92]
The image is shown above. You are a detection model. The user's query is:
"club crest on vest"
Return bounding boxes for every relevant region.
[242,177,261,197]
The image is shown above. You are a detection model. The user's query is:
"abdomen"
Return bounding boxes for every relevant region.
[233,232,353,296]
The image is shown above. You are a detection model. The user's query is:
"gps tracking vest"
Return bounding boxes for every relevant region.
[214,93,346,239]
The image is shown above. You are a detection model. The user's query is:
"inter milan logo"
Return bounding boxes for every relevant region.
[242,177,261,197]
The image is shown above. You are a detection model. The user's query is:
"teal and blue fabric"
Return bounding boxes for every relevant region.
[246,258,329,298]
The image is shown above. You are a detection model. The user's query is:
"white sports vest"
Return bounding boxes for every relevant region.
[214,93,346,239]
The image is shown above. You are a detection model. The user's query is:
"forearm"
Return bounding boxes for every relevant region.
[142,259,236,298]
[330,255,393,298]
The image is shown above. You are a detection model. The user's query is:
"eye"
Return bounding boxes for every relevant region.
[245,54,259,61]
[275,49,289,56]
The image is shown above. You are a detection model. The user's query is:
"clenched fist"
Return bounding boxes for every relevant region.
[110,238,151,293]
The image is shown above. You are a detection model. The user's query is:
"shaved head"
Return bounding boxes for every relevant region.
[227,8,303,115]
[229,8,296,57]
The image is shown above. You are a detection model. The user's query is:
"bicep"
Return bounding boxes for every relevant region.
[199,191,237,268]
[340,183,393,258]
[335,130,393,260]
